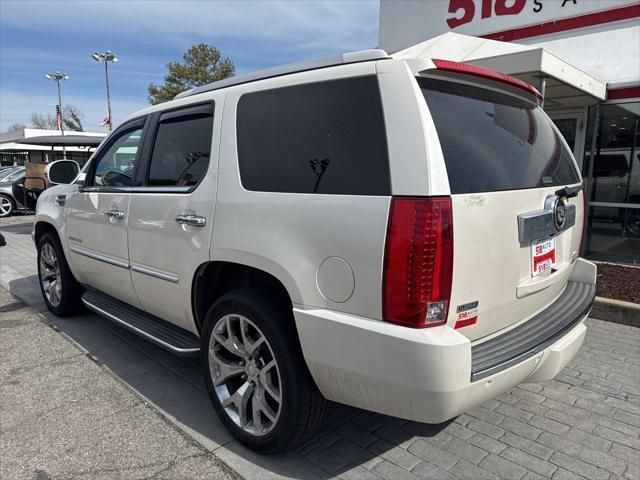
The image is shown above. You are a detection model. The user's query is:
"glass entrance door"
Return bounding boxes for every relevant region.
[582,102,640,264]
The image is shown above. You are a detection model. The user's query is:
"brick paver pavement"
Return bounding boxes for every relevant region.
[296,317,640,480]
[1,219,639,480]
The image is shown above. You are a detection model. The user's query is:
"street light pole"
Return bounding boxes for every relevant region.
[104,61,112,132]
[92,51,118,131]
[56,80,63,135]
[46,71,69,157]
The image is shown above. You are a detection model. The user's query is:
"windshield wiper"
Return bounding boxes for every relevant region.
[555,184,583,199]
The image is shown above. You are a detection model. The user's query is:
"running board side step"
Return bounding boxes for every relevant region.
[82,290,200,356]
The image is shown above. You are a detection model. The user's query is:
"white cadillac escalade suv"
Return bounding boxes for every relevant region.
[34,47,596,453]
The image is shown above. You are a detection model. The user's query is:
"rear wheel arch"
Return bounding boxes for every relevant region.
[192,261,294,333]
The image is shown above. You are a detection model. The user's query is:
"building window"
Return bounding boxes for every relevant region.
[583,101,640,264]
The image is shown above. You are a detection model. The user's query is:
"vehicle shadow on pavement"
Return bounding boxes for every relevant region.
[5,276,452,479]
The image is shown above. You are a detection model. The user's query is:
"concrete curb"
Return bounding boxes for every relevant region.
[592,296,640,328]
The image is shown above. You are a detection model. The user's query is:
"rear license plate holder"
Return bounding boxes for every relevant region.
[531,236,556,277]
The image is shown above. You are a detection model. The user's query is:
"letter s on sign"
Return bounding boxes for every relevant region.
[447,0,475,28]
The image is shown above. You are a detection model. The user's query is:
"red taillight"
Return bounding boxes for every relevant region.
[383,197,453,328]
[432,58,543,100]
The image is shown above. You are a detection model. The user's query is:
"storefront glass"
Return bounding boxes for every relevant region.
[582,101,640,264]
[553,118,578,152]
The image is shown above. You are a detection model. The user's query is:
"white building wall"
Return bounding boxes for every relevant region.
[379,0,640,87]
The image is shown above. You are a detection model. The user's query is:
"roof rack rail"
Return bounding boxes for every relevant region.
[174,49,389,100]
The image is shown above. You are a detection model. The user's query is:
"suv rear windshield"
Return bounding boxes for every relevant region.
[419,78,580,194]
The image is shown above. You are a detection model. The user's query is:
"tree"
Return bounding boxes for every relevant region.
[31,112,57,130]
[148,43,235,105]
[63,105,84,132]
[30,105,84,131]
[7,123,26,133]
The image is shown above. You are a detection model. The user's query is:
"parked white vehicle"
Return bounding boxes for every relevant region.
[34,48,596,453]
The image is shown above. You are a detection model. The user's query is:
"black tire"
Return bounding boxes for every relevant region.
[0,194,14,218]
[201,288,328,453]
[37,232,84,316]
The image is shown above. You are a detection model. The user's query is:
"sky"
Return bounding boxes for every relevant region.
[0,0,380,133]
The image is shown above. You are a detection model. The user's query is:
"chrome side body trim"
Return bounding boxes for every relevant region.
[70,245,180,284]
[130,263,180,284]
[69,244,130,269]
[82,297,199,355]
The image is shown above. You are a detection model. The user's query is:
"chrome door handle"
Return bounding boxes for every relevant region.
[104,209,125,220]
[175,214,206,227]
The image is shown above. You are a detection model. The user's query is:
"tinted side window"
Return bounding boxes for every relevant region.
[237,76,390,195]
[148,106,213,187]
[420,78,580,194]
[94,127,144,188]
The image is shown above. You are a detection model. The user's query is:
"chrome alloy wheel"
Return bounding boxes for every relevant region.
[0,196,12,217]
[39,243,62,307]
[209,314,282,436]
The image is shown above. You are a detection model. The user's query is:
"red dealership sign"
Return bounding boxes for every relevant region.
[380,0,640,52]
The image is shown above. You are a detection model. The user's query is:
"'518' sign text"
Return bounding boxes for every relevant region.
[447,0,578,29]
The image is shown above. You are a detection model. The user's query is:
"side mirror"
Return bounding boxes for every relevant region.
[45,160,80,185]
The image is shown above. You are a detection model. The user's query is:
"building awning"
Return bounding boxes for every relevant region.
[393,32,607,108]
[0,142,94,152]
[15,134,105,147]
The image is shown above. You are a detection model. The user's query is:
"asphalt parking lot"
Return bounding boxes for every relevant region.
[1,216,639,480]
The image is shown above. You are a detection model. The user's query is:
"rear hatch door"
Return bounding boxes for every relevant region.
[419,77,584,341]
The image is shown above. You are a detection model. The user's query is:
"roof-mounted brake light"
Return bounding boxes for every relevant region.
[431,59,543,100]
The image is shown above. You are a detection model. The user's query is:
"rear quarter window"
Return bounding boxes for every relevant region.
[236,76,390,195]
[420,78,580,194]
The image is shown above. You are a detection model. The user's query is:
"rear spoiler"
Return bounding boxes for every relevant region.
[428,58,543,103]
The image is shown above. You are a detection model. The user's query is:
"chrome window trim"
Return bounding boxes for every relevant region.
[81,186,192,194]
[128,186,192,193]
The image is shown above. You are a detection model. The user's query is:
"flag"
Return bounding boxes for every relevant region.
[55,105,63,130]
[100,116,111,127]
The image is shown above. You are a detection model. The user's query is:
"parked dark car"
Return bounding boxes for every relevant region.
[0,170,26,218]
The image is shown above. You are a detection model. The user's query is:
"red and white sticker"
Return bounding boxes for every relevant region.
[455,301,478,329]
[531,237,556,277]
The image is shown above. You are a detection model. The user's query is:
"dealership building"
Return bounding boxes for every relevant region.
[0,128,106,166]
[380,0,640,264]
